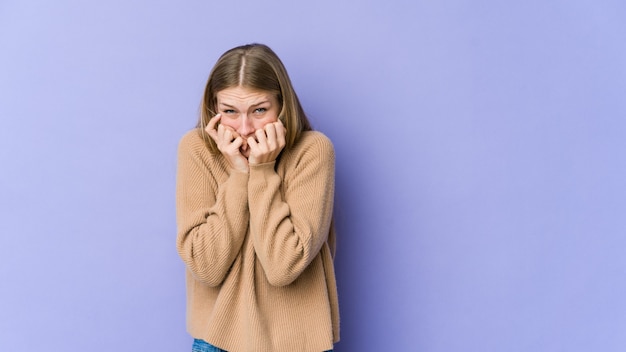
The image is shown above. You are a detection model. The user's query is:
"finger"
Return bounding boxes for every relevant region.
[275,119,285,130]
[215,124,232,149]
[223,128,233,143]
[274,121,286,147]
[207,116,223,142]
[264,123,277,148]
[230,136,243,149]
[255,128,268,148]
[247,136,258,151]
[206,114,221,134]
[230,129,242,141]
[216,123,225,141]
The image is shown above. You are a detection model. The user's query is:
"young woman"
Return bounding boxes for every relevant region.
[176,43,339,352]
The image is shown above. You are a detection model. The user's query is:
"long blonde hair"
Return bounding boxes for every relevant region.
[197,43,312,153]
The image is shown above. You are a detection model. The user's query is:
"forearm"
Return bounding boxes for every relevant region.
[248,156,334,286]
[175,133,250,286]
[177,170,250,286]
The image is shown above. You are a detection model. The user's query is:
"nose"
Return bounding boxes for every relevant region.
[238,114,254,136]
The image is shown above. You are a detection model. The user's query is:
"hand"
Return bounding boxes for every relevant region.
[205,114,249,173]
[247,120,286,165]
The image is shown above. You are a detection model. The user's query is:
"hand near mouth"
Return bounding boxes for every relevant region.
[247,120,286,165]
[205,114,250,173]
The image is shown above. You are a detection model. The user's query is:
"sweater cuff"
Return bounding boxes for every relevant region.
[227,168,250,185]
[249,161,276,174]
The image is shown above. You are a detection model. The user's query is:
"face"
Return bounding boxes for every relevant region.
[216,85,280,157]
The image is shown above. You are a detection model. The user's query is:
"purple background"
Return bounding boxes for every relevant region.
[1,1,625,351]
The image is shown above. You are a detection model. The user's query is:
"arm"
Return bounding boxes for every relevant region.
[248,133,335,286]
[175,132,249,287]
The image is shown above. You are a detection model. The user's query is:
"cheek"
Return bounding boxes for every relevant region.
[255,115,278,130]
[219,119,239,131]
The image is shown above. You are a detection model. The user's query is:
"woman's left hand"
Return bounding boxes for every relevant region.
[248,120,286,165]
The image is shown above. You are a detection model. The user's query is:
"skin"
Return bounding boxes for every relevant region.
[205,85,287,173]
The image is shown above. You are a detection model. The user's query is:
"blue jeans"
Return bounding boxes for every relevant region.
[192,339,226,352]
[192,338,333,352]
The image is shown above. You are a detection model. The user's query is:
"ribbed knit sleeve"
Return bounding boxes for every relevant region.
[176,131,250,287]
[248,132,335,286]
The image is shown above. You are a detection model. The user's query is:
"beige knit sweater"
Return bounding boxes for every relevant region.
[176,129,340,352]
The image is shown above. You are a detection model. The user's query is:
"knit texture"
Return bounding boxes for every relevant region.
[176,129,339,352]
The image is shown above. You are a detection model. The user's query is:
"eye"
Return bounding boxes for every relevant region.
[254,107,267,114]
[222,109,236,114]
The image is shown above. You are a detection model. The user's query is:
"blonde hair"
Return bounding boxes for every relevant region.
[197,43,312,153]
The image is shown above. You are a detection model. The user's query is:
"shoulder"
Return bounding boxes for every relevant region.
[292,131,335,157]
[281,131,335,169]
[178,129,219,160]
[178,129,206,153]
[177,129,224,168]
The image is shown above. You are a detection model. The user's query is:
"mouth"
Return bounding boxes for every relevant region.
[239,142,250,157]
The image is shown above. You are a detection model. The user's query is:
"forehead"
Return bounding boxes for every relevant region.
[216,86,274,105]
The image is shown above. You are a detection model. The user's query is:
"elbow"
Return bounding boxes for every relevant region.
[262,257,308,287]
[190,266,228,287]
[177,243,229,287]
[259,238,317,287]
[265,270,299,287]
[193,274,226,287]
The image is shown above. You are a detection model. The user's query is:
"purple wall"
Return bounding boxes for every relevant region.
[1,1,625,351]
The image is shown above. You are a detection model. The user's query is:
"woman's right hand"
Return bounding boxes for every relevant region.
[205,114,249,173]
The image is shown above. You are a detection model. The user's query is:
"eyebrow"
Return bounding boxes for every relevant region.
[218,101,270,108]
